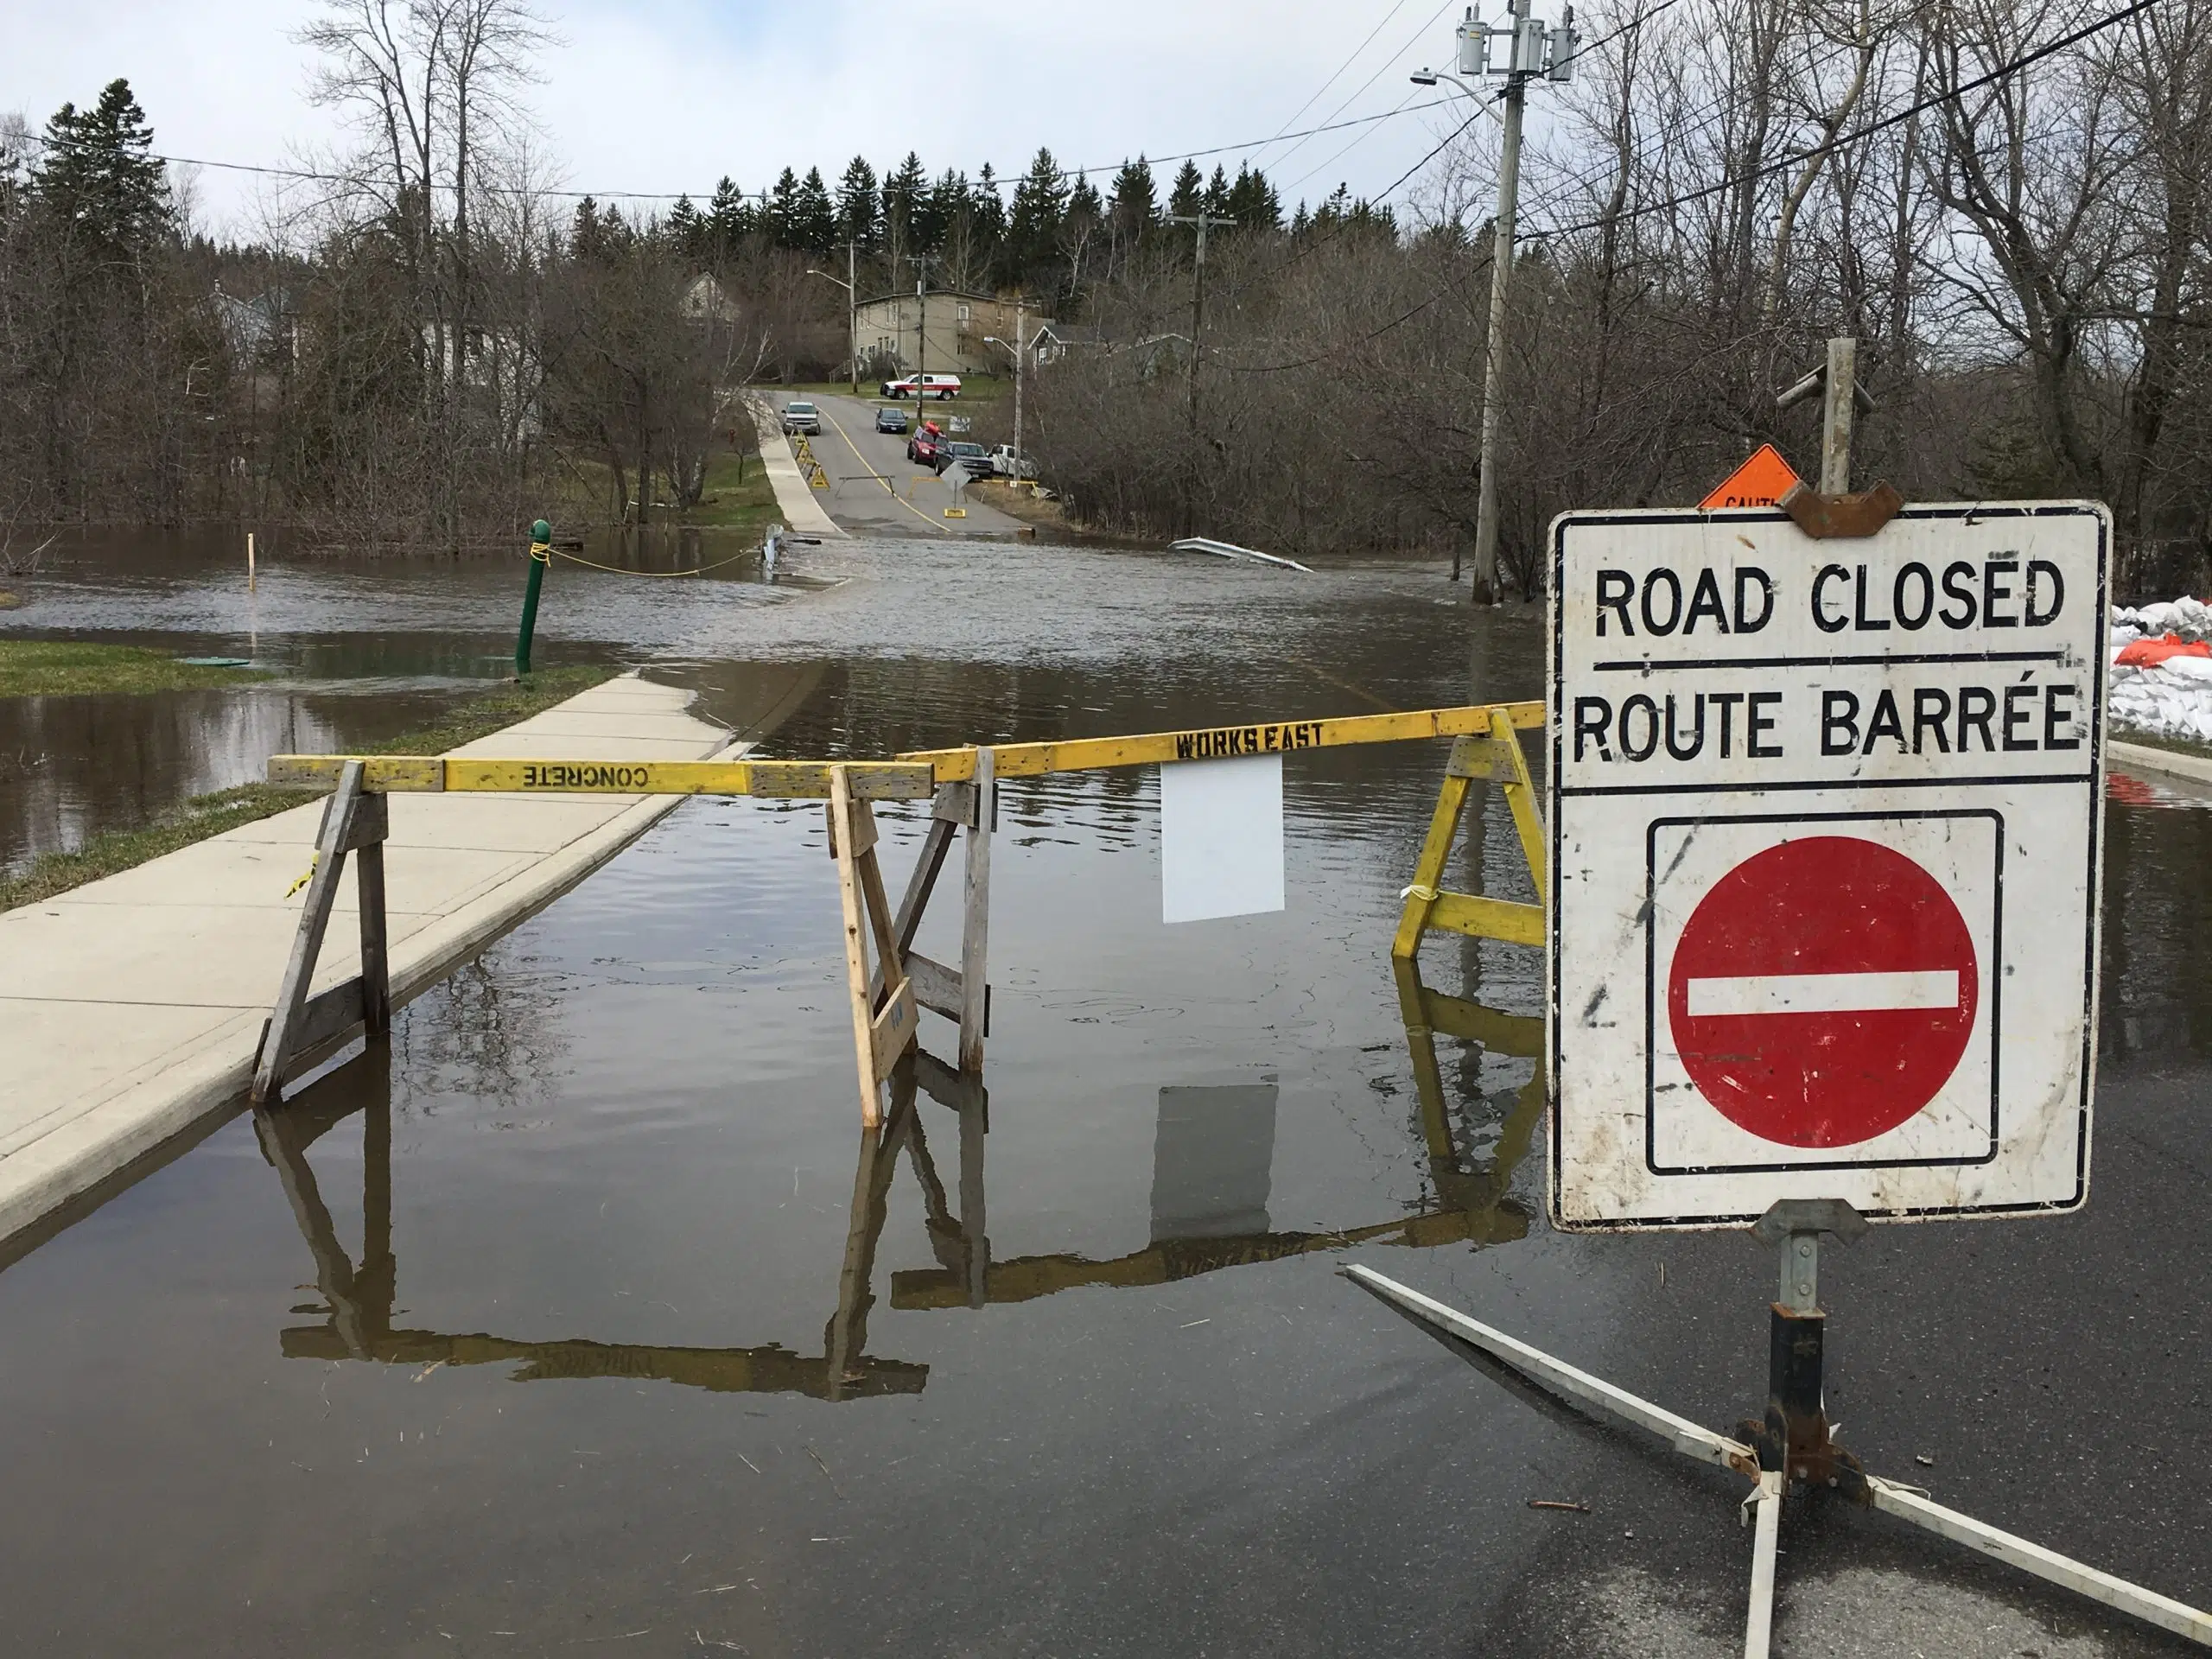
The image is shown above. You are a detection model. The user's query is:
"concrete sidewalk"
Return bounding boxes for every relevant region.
[0,673,744,1257]
[747,396,845,538]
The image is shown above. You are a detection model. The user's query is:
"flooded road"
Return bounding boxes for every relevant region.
[2,531,2209,1653]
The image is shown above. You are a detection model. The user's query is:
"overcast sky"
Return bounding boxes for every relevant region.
[3,0,1504,236]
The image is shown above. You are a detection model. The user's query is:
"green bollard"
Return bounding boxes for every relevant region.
[516,518,551,678]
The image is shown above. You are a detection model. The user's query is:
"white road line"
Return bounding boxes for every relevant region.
[1686,969,1960,1017]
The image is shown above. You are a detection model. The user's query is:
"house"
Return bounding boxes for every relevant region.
[681,273,739,323]
[851,289,1046,378]
[1027,321,1107,365]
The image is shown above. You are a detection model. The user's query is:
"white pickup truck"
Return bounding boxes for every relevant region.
[987,444,1037,479]
[879,372,963,400]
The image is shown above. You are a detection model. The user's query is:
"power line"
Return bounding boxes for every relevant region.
[1269,0,1465,174]
[1224,0,2160,372]
[1530,0,2165,241]
[18,98,1461,203]
[1253,0,1420,164]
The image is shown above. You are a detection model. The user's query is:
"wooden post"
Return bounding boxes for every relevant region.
[830,766,919,1128]
[247,531,256,593]
[959,747,993,1073]
[254,761,393,1103]
[256,763,365,1103]
[355,795,391,1035]
[1821,337,1857,493]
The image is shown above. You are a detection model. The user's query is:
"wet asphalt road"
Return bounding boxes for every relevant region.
[798,391,1030,537]
[0,533,2209,1655]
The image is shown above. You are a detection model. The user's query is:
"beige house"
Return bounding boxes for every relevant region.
[852,289,1045,379]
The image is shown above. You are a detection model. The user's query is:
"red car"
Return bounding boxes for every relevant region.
[907,423,945,467]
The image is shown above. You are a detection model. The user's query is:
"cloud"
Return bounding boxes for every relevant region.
[1,0,1497,232]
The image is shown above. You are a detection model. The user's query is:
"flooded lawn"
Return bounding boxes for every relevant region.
[0,529,782,872]
[1,531,2209,1654]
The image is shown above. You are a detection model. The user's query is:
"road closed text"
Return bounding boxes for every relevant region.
[1590,554,2071,638]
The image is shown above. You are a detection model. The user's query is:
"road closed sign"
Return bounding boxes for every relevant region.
[1548,503,2107,1229]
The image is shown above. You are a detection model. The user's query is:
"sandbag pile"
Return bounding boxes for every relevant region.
[2109,598,2212,743]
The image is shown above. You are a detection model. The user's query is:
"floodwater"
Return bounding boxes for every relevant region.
[1,531,2210,1655]
[0,528,786,873]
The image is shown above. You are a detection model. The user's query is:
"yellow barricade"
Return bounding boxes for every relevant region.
[1390,705,1546,960]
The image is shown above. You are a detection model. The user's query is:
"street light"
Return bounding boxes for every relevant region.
[804,245,859,394]
[980,296,1033,488]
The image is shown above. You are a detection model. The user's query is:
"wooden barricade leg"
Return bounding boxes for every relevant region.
[959,747,993,1073]
[830,766,918,1129]
[1392,711,1547,963]
[870,750,993,1073]
[255,763,391,1103]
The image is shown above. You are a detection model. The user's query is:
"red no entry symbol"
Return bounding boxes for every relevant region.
[1666,836,1979,1147]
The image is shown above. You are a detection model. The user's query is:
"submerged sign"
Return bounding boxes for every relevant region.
[1548,503,2108,1230]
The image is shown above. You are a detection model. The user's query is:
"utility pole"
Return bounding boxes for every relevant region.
[1431,0,1575,602]
[1013,296,1026,485]
[905,251,938,394]
[1777,336,1874,492]
[846,238,859,395]
[1165,207,1236,537]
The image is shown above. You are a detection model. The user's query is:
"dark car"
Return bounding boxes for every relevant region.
[874,405,910,435]
[938,440,992,478]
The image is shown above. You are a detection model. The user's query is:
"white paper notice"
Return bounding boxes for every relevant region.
[1160,753,1286,924]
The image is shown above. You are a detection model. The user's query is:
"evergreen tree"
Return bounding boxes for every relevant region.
[791,166,837,255]
[764,167,800,247]
[1225,162,1281,232]
[835,155,879,251]
[971,162,1006,247]
[1109,156,1157,242]
[919,167,963,254]
[1166,159,1204,220]
[706,176,752,256]
[35,79,171,258]
[1204,164,1231,216]
[880,150,927,267]
[1007,147,1069,280]
[667,194,704,260]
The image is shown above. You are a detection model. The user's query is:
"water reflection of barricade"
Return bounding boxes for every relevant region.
[260,966,1540,1393]
[891,964,1542,1312]
[258,1046,957,1403]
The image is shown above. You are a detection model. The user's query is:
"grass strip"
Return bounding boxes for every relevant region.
[0,640,271,696]
[2108,724,2212,763]
[0,664,619,914]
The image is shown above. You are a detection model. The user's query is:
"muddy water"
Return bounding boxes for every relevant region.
[1,535,2209,1655]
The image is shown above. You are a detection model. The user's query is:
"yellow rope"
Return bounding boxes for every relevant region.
[549,546,759,578]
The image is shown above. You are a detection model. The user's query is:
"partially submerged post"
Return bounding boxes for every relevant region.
[515,518,551,678]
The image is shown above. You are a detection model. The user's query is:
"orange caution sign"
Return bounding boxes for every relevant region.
[1699,443,1802,510]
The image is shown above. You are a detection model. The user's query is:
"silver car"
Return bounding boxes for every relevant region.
[780,401,822,436]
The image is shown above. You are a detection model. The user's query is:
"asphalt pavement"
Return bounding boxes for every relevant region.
[793,390,1030,538]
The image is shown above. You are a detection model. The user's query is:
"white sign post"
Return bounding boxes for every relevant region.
[1548,502,2108,1230]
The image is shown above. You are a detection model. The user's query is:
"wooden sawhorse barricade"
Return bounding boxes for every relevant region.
[1390,702,1547,963]
[252,753,980,1130]
[258,698,1547,1119]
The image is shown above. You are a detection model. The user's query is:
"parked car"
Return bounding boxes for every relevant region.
[938,441,992,478]
[779,400,821,435]
[987,444,1037,479]
[907,424,945,467]
[879,372,963,400]
[874,404,910,434]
